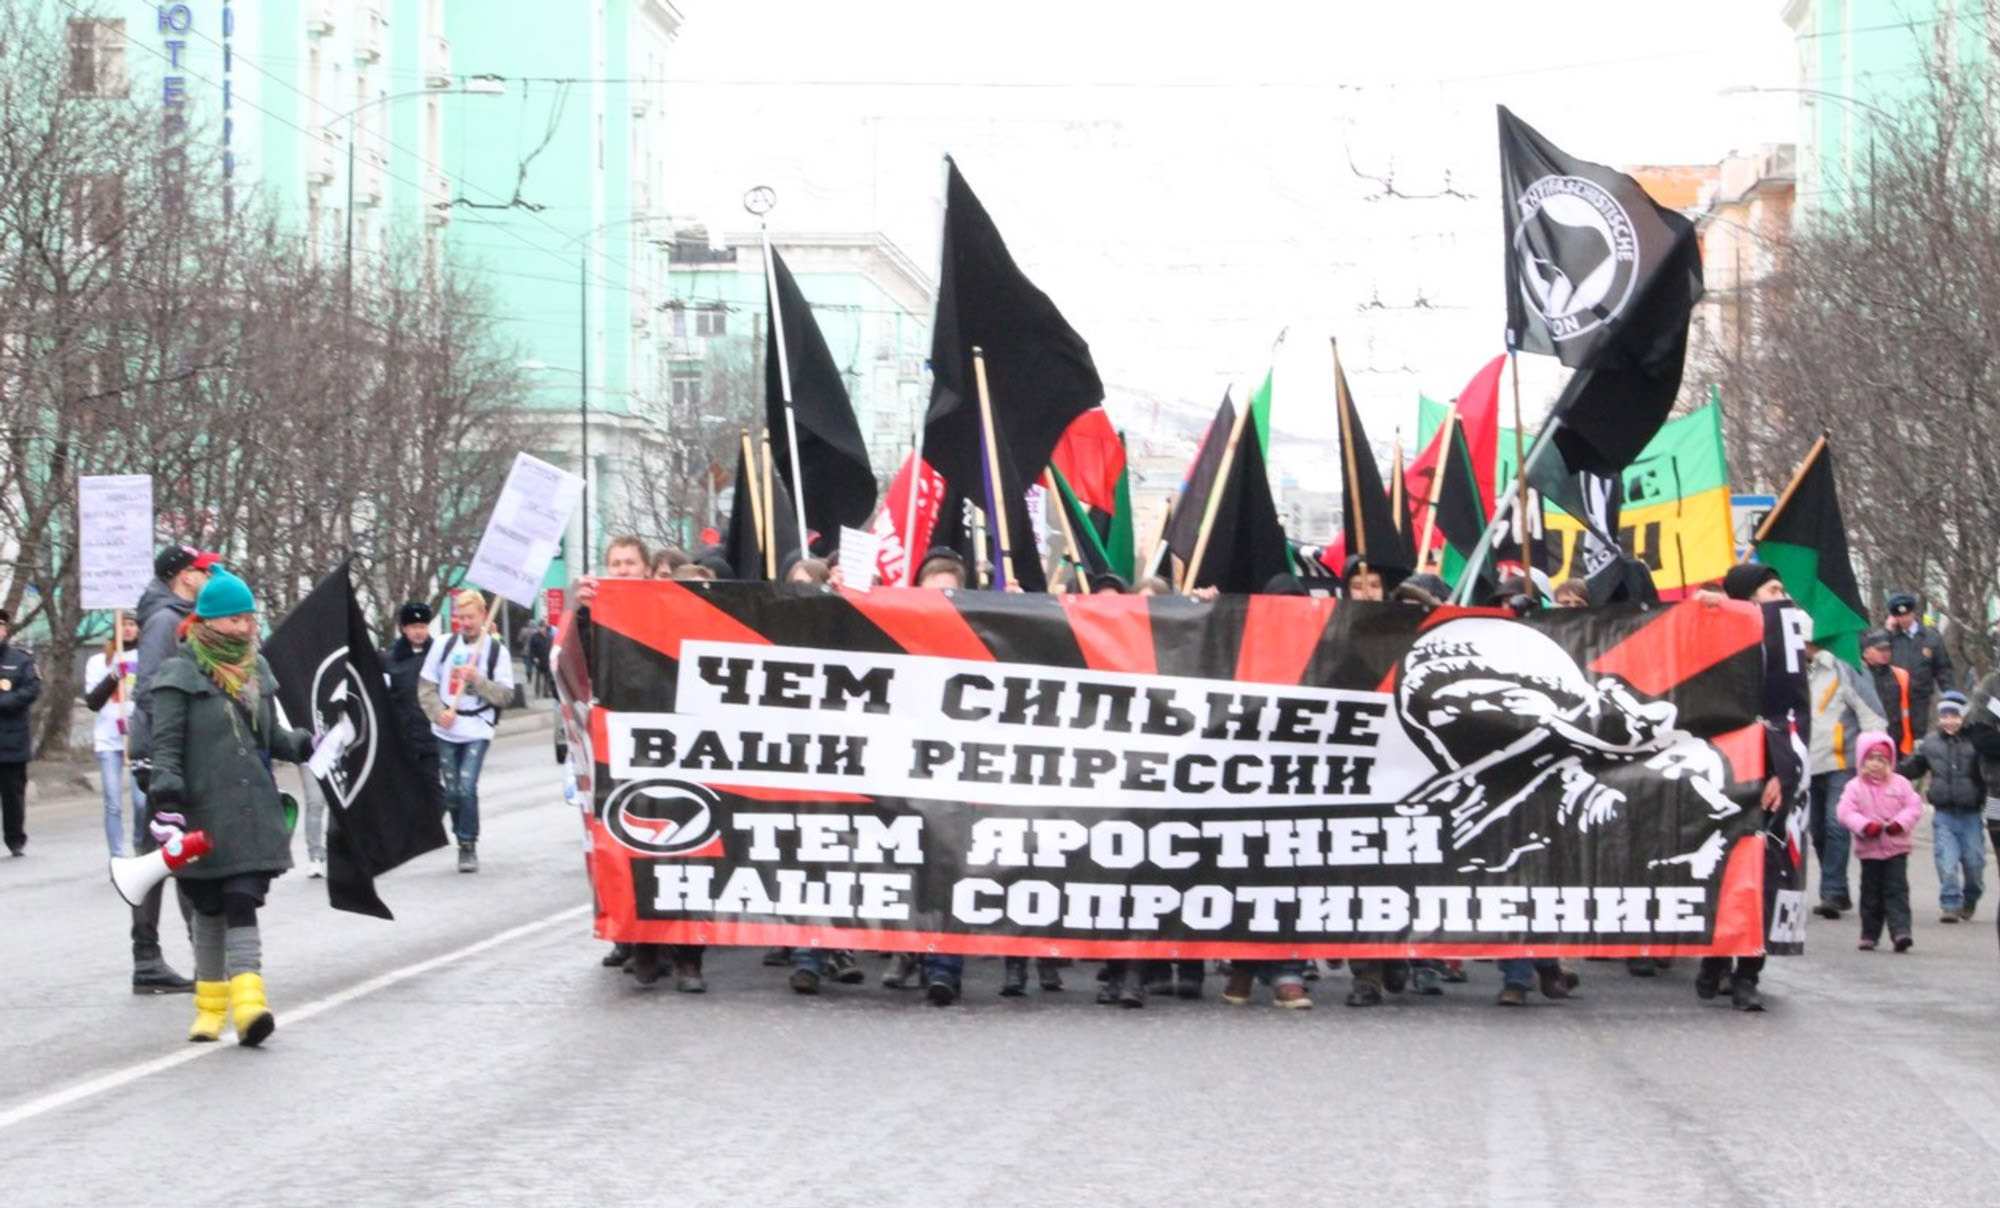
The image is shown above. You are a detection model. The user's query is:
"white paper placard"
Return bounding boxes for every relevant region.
[78,475,154,611]
[838,526,880,592]
[467,453,585,607]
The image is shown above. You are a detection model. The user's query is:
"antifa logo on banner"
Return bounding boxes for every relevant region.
[309,646,378,809]
[1511,175,1641,345]
[603,778,721,857]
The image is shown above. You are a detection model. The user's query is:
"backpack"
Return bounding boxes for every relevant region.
[437,633,505,724]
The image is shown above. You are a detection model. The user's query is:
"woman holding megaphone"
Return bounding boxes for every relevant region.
[144,570,313,1046]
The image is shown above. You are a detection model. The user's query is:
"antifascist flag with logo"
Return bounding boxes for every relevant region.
[926,158,1104,590]
[765,247,876,546]
[1754,437,1868,666]
[1498,106,1703,475]
[266,562,446,919]
[1049,408,1136,581]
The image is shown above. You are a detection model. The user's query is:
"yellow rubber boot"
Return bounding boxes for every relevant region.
[188,981,229,1043]
[229,973,275,1047]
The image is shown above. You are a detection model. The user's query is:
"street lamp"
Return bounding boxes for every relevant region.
[329,75,506,314]
[520,359,594,565]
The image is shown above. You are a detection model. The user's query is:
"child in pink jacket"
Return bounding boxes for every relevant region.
[1837,731,1926,951]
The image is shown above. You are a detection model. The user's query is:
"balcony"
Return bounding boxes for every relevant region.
[305,0,336,35]
[356,8,386,63]
[424,34,452,87]
[305,134,337,184]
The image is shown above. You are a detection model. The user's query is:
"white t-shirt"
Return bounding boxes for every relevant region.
[421,632,516,744]
[85,650,140,753]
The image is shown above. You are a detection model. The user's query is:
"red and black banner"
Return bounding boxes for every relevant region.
[562,583,1807,959]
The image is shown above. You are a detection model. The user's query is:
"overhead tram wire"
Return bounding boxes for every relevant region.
[62,4,643,301]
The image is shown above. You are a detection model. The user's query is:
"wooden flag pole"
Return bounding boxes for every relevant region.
[1389,428,1407,537]
[1510,346,1535,596]
[1043,469,1084,593]
[1416,408,1459,566]
[1181,394,1252,593]
[759,222,812,567]
[761,428,780,579]
[1755,433,1829,544]
[971,346,1014,589]
[738,431,766,565]
[1142,491,1176,584]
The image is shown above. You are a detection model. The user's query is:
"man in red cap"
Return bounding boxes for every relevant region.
[124,544,222,994]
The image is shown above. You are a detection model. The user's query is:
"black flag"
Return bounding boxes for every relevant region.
[1498,107,1702,474]
[724,446,802,581]
[1164,393,1289,593]
[765,247,875,548]
[265,563,445,919]
[1335,344,1418,577]
[926,158,1104,590]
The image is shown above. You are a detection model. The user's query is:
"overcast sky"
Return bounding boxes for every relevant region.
[662,1,1797,457]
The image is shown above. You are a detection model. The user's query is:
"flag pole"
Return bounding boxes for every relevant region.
[1755,433,1829,544]
[760,428,780,579]
[1333,340,1369,583]
[1181,391,1251,593]
[971,346,1013,590]
[1143,492,1176,584]
[1043,469,1084,593]
[1416,408,1458,566]
[1448,376,1565,603]
[1509,343,1537,595]
[906,154,954,585]
[739,431,765,571]
[759,221,811,566]
[1389,427,1407,537]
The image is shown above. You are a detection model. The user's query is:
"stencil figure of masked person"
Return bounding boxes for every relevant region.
[1394,617,1744,884]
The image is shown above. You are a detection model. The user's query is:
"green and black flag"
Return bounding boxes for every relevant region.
[1434,418,1496,597]
[1753,436,1868,664]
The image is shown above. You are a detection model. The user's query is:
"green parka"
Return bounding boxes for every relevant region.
[148,649,311,880]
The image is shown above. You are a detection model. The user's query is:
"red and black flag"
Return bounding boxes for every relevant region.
[265,562,446,919]
[765,247,875,547]
[925,158,1104,590]
[1164,393,1289,593]
[1499,107,1702,475]
[1334,344,1418,577]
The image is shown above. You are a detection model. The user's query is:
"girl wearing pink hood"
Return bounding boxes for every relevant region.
[1836,730,1925,951]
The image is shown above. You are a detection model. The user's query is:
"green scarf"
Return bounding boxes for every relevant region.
[187,623,261,713]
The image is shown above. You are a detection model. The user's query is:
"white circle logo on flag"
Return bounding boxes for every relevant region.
[1513,175,1641,343]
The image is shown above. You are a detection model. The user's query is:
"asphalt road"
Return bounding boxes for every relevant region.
[5,714,2000,1207]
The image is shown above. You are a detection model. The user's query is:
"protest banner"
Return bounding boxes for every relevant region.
[467,453,585,608]
[564,584,1804,960]
[78,475,154,612]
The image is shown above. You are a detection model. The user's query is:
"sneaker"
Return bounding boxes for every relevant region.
[630,944,663,988]
[1832,894,1854,912]
[925,975,958,1006]
[1496,984,1529,1007]
[601,943,632,969]
[1273,983,1312,1009]
[1001,958,1028,998]
[1941,912,1962,925]
[457,843,478,873]
[1175,976,1203,1001]
[1411,965,1443,996]
[882,953,920,989]
[1813,902,1844,919]
[789,968,821,995]
[761,947,793,967]
[1300,959,1322,982]
[1963,902,1980,921]
[673,961,707,994]
[1694,970,1720,1000]
[132,963,196,995]
[1222,966,1255,1005]
[6,843,22,857]
[1039,963,1065,993]
[1118,981,1147,1008]
[1893,935,1914,953]
[1381,961,1410,994]
[306,859,326,879]
[1536,965,1571,1000]
[825,950,865,985]
[1344,981,1383,1008]
[1731,980,1764,1012]
[1440,960,1469,983]
[1857,938,1878,950]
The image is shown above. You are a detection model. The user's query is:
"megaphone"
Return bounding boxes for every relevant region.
[110,827,213,907]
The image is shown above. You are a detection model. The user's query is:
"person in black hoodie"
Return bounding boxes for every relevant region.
[0,608,42,857]
[380,602,442,817]
[1901,691,1985,923]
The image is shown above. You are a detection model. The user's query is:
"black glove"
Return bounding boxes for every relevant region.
[147,785,183,814]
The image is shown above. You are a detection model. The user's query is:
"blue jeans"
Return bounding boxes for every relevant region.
[96,750,130,857]
[1811,771,1854,903]
[1934,810,1986,913]
[922,953,964,984]
[1496,958,1559,988]
[437,738,490,843]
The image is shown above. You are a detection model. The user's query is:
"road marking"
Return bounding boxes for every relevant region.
[0,904,590,1134]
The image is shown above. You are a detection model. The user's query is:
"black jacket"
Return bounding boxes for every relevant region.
[1960,670,2000,803]
[1888,622,1953,731]
[1901,728,1984,812]
[380,635,437,758]
[0,641,42,762]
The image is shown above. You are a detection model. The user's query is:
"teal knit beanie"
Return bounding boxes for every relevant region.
[194,569,257,618]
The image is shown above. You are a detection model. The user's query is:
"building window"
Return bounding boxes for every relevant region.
[66,19,128,97]
[695,307,727,337]
[63,174,125,249]
[671,367,702,409]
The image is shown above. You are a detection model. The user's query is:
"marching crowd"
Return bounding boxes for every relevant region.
[2,536,1991,1047]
